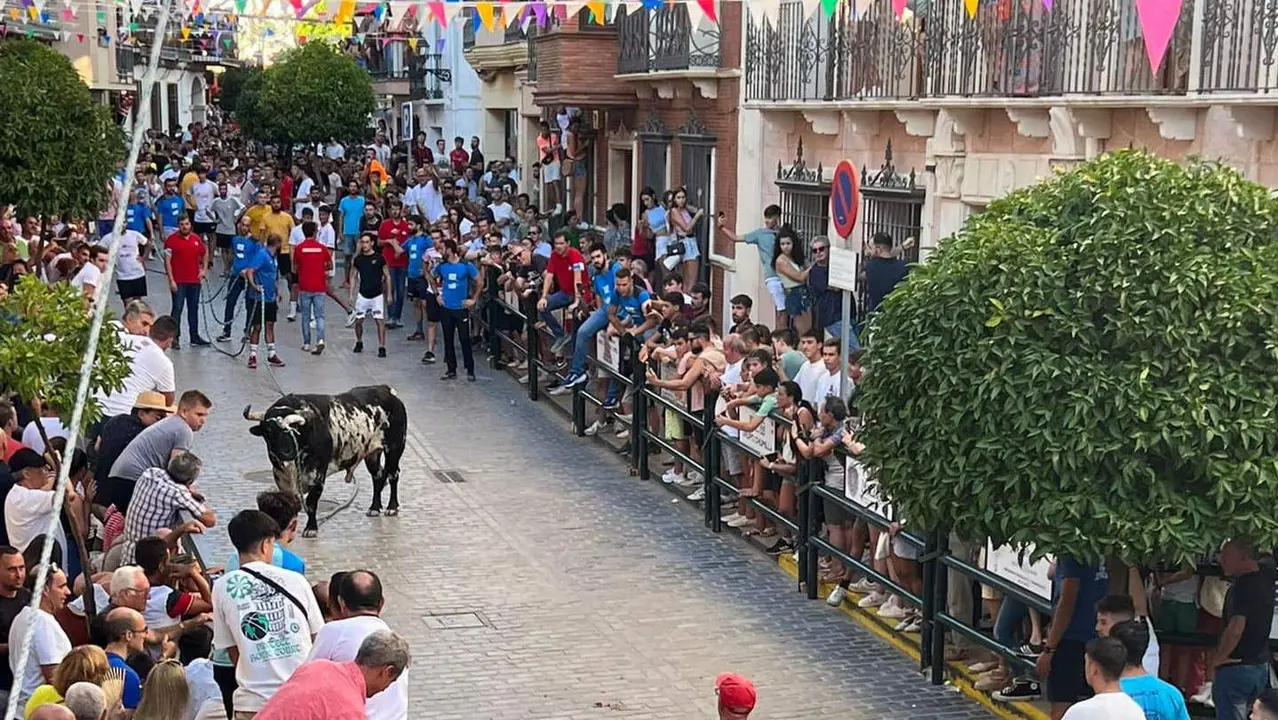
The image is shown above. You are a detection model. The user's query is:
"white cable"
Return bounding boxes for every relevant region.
[3,0,178,715]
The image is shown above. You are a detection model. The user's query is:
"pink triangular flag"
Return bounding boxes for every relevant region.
[531,1,545,25]
[60,7,73,20]
[1042,0,1052,9]
[891,0,906,18]
[696,0,716,22]
[1134,0,1182,73]
[76,31,84,41]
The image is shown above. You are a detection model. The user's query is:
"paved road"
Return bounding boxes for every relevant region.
[139,276,986,719]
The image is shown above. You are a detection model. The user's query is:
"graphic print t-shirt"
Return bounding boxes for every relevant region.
[211,561,325,713]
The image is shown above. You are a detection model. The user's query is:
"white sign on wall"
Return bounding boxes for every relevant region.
[985,542,1054,601]
[844,457,891,517]
[595,333,620,373]
[828,245,859,294]
[736,407,775,456]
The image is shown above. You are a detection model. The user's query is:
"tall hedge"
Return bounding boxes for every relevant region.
[858,150,1278,566]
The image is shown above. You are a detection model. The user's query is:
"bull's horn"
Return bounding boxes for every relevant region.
[243,405,265,422]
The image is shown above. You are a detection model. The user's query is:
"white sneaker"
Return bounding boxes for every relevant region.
[687,470,704,484]
[721,512,742,524]
[687,488,705,502]
[676,475,700,488]
[552,203,563,215]
[826,586,848,607]
[345,311,358,328]
[584,420,604,437]
[518,373,529,384]
[879,597,908,619]
[301,344,312,353]
[727,516,751,528]
[857,591,888,608]
[849,578,878,594]
[1190,683,1214,708]
[661,470,683,485]
[615,428,629,440]
[287,310,298,322]
[968,661,1000,674]
[903,617,923,633]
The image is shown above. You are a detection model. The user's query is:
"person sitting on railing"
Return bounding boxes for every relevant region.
[535,229,589,357]
[553,241,624,396]
[599,266,656,440]
[795,396,854,593]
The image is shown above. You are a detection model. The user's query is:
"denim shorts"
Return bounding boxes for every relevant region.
[342,233,359,255]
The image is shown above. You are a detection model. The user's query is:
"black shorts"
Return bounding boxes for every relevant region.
[277,253,294,283]
[763,469,784,494]
[407,276,430,300]
[1046,639,1091,704]
[117,276,147,299]
[215,233,233,249]
[246,299,279,326]
[423,292,442,322]
[194,221,217,236]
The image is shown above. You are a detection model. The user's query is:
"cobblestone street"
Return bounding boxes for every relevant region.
[152,281,987,719]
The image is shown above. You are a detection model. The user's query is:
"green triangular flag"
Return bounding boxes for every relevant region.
[820,0,838,16]
[128,21,138,31]
[234,0,246,13]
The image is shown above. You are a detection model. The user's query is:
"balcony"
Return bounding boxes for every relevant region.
[116,45,137,84]
[529,10,635,107]
[462,12,531,77]
[408,53,450,102]
[744,0,1275,104]
[616,4,721,75]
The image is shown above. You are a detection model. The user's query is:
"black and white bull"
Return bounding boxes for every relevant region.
[242,384,407,537]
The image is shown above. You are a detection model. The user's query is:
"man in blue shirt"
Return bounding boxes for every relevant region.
[556,241,622,394]
[124,189,153,237]
[605,266,655,411]
[432,240,480,382]
[1110,620,1191,720]
[336,181,366,288]
[243,234,283,369]
[155,178,186,242]
[102,607,147,711]
[402,217,436,349]
[1026,558,1107,714]
[218,216,261,343]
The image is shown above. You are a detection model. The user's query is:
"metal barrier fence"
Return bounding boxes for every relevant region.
[470,297,1271,698]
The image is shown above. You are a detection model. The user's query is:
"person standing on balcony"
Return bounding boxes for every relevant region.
[564,117,590,223]
[716,204,783,322]
[538,123,564,216]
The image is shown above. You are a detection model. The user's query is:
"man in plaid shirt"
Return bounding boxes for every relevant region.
[119,452,217,565]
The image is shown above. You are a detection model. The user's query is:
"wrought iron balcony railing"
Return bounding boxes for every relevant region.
[745,0,1272,102]
[617,4,721,74]
[409,53,450,100]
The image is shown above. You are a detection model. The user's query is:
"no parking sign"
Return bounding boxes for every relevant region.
[830,160,860,239]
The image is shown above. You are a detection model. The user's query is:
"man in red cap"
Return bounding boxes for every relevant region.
[716,672,757,718]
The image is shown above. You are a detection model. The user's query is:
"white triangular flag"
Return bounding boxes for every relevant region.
[685,0,704,27]
[800,0,821,20]
[440,0,463,23]
[561,0,586,20]
[502,1,523,28]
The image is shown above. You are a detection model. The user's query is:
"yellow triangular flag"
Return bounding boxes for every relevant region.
[962,0,977,18]
[408,36,417,50]
[180,24,190,38]
[585,0,604,22]
[475,1,496,29]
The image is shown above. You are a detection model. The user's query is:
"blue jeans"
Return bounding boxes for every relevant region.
[171,282,201,340]
[825,320,862,353]
[569,306,610,376]
[1214,663,1269,720]
[223,276,246,336]
[298,292,326,345]
[539,291,574,340]
[994,596,1027,649]
[388,267,407,322]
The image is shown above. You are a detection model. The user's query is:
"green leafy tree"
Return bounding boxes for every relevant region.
[858,150,1278,566]
[244,42,374,146]
[0,39,126,219]
[216,65,265,116]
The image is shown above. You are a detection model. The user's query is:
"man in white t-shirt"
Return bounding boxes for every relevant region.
[489,189,515,244]
[812,338,845,404]
[309,570,407,720]
[20,405,67,455]
[3,449,79,555]
[8,565,72,709]
[71,245,109,301]
[97,316,178,419]
[191,167,219,243]
[1060,637,1145,720]
[212,510,325,716]
[792,331,827,404]
[102,228,150,303]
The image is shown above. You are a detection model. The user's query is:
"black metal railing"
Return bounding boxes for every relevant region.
[743,0,1254,101]
[617,4,722,74]
[116,45,137,83]
[408,53,449,100]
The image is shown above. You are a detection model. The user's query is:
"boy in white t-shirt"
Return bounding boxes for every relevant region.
[212,510,324,716]
[8,566,72,709]
[1061,637,1145,720]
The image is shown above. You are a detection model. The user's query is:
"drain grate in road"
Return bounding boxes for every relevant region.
[422,611,489,630]
[432,469,468,484]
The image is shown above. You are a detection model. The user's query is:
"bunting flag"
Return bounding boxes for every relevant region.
[334,0,354,22]
[60,6,72,19]
[891,0,905,19]
[583,0,602,22]
[407,35,417,49]
[1134,0,1181,71]
[963,0,976,17]
[75,31,84,41]
[640,0,660,9]
[697,0,716,21]
[424,0,445,24]
[314,0,327,15]
[441,0,464,24]
[501,0,522,28]
[817,0,835,15]
[435,35,444,51]
[234,0,247,13]
[474,0,495,28]
[180,24,190,38]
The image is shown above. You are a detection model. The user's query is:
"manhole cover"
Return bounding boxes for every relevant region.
[422,612,489,630]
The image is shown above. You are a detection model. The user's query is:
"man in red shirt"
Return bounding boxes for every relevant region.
[164,216,210,347]
[254,629,410,720]
[536,229,590,355]
[279,168,294,215]
[293,221,334,355]
[377,203,410,329]
[448,136,469,175]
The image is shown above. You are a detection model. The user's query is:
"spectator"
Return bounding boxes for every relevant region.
[536,230,588,355]
[1,399,30,464]
[308,570,406,719]
[1095,594,1159,677]
[107,390,212,515]
[67,565,148,648]
[715,672,756,719]
[134,536,212,639]
[555,242,619,393]
[119,452,216,565]
[0,545,29,703]
[134,659,190,720]
[244,233,285,370]
[1252,689,1278,720]
[1109,619,1190,720]
[862,231,909,315]
[62,682,105,720]
[163,216,210,348]
[178,624,220,720]
[23,644,109,718]
[717,205,782,319]
[8,564,72,708]
[4,449,80,556]
[293,220,333,355]
[1210,538,1275,720]
[1015,558,1107,713]
[254,630,410,720]
[91,391,173,519]
[95,315,178,422]
[1060,637,1144,719]
[28,706,73,720]
[20,404,67,457]
[211,510,324,717]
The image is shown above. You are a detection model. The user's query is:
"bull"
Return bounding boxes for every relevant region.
[242,384,407,537]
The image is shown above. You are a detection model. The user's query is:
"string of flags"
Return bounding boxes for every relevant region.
[0,0,1186,73]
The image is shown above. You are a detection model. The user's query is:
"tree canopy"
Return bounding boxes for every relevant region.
[858,150,1278,566]
[0,39,125,219]
[216,65,264,116]
[239,42,375,146]
[0,277,130,430]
